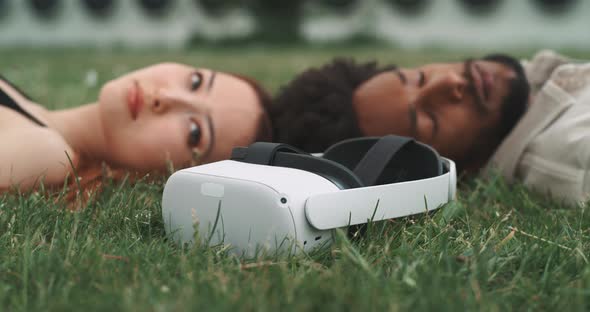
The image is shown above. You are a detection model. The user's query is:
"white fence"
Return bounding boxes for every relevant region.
[1,0,588,49]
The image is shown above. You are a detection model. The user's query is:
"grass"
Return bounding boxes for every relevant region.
[1,46,590,311]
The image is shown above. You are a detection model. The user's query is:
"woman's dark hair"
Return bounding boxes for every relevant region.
[231,73,274,142]
[270,58,395,152]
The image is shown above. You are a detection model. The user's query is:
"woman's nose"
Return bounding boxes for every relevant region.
[152,88,208,114]
[151,88,170,114]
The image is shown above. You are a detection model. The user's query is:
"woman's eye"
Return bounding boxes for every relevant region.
[188,121,201,146]
[191,72,203,91]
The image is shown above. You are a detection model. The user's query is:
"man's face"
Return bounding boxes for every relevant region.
[353,59,524,161]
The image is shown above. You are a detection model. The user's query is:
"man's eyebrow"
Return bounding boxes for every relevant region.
[463,60,489,115]
[394,69,407,84]
[207,70,217,93]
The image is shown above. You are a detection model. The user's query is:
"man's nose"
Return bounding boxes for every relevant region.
[419,71,467,105]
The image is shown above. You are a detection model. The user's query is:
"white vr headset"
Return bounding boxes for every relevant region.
[162,135,456,256]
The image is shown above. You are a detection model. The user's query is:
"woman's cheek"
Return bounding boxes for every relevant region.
[98,82,130,133]
[138,120,188,163]
[98,80,123,109]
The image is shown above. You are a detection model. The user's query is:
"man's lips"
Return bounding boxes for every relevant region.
[472,63,491,102]
[469,62,485,100]
[127,81,144,120]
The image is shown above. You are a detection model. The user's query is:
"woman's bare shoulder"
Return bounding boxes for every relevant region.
[0,118,77,191]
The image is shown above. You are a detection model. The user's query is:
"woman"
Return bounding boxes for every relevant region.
[0,63,272,197]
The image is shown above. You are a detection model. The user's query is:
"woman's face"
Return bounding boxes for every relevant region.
[98,63,266,171]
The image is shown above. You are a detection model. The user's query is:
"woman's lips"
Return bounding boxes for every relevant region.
[127,81,144,120]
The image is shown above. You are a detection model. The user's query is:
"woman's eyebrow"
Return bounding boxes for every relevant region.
[207,70,217,93]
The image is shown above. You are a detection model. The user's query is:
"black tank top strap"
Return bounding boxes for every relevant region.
[0,74,34,101]
[0,74,46,127]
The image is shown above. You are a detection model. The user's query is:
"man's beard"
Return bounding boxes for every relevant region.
[483,53,531,140]
[457,53,531,171]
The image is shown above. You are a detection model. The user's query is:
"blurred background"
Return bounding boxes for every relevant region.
[0,0,589,49]
[1,0,588,109]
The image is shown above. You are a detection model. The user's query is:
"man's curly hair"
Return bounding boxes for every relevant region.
[270,58,396,153]
[270,55,530,172]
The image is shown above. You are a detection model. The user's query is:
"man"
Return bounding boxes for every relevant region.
[488,50,590,203]
[270,54,530,172]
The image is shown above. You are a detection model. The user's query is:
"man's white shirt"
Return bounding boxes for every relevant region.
[489,50,590,204]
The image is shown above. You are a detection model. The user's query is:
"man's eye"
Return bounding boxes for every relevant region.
[191,72,203,91]
[418,70,425,87]
[188,121,201,146]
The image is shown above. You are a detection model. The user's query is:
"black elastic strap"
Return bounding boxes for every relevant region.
[231,142,363,189]
[230,142,303,166]
[273,152,363,189]
[353,135,413,186]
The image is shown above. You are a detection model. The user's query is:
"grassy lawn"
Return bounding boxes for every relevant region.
[1,46,589,311]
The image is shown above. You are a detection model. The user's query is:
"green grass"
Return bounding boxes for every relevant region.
[1,46,590,311]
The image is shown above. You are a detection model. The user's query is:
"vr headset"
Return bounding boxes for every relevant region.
[162,135,456,256]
